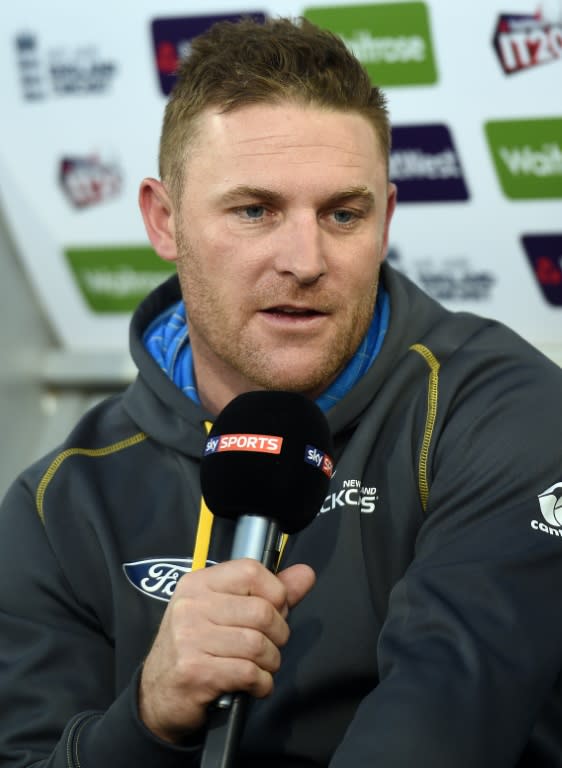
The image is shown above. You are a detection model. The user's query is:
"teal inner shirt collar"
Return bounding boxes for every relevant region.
[144,284,389,413]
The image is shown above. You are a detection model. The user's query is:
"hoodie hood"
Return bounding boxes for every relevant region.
[122,263,450,458]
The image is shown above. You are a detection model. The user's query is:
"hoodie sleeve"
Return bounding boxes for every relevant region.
[330,333,562,767]
[0,476,202,768]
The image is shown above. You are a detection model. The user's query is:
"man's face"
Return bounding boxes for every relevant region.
[168,102,395,412]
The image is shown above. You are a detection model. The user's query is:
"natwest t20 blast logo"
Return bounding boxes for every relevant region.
[390,124,469,203]
[493,5,562,74]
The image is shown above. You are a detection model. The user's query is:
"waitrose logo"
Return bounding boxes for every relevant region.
[304,2,437,86]
[485,118,562,199]
[65,246,174,312]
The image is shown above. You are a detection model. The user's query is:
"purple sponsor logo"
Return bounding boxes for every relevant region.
[152,12,267,96]
[390,124,469,203]
[521,234,562,306]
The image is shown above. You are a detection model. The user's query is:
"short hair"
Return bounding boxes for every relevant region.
[159,16,391,202]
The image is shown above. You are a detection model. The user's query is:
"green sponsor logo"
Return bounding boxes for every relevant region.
[484,117,562,199]
[304,1,438,86]
[65,245,174,312]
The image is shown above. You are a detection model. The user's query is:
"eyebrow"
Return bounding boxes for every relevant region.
[219,185,284,207]
[218,184,376,210]
[323,186,376,210]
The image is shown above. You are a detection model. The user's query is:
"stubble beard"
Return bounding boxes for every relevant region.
[175,229,378,397]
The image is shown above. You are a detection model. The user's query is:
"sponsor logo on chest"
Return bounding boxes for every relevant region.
[123,557,216,602]
[531,481,562,537]
[320,478,379,515]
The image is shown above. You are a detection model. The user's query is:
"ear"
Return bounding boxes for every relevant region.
[138,177,178,262]
[381,182,397,259]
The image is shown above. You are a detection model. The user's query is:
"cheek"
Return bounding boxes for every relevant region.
[196,222,263,268]
[343,246,381,288]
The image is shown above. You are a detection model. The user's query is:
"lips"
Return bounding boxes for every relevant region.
[264,305,322,317]
[258,306,329,334]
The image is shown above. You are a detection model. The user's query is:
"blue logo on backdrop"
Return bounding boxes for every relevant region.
[123,557,216,602]
[14,32,117,101]
[152,12,267,95]
[390,124,470,202]
[387,247,496,302]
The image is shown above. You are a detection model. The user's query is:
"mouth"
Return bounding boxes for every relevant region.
[257,305,330,336]
[263,305,325,318]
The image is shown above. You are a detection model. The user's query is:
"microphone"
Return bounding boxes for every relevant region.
[199,390,334,768]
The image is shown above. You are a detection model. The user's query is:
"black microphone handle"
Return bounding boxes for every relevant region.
[200,517,283,768]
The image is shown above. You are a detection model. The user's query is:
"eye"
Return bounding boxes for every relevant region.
[239,205,266,220]
[331,209,357,225]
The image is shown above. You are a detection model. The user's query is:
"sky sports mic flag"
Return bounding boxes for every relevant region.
[200,390,334,536]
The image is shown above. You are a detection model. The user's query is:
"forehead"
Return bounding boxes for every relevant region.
[185,102,385,190]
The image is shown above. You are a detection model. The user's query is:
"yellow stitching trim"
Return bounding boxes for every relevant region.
[410,344,440,512]
[35,432,148,523]
[192,421,215,571]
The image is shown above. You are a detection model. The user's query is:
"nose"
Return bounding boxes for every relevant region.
[272,213,327,284]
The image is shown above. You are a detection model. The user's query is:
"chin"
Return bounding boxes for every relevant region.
[251,368,338,397]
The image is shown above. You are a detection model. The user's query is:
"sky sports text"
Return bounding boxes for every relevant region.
[204,434,333,477]
[204,433,283,455]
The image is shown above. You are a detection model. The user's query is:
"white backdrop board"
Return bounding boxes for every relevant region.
[0,0,560,361]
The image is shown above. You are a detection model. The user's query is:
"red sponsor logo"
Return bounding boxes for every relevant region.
[216,433,283,454]
[321,454,334,478]
[494,10,562,75]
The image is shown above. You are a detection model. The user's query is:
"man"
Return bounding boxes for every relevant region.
[1,16,562,768]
